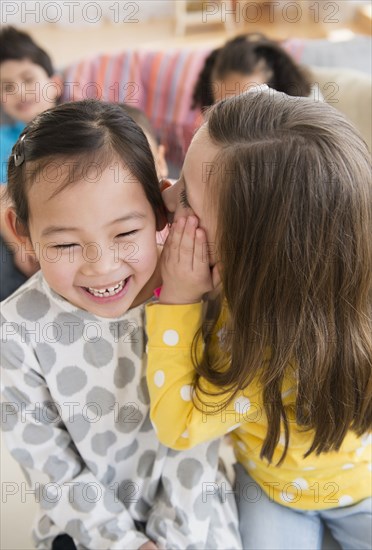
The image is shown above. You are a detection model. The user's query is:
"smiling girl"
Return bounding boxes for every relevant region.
[0,100,241,550]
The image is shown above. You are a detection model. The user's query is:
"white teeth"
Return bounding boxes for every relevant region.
[87,279,126,297]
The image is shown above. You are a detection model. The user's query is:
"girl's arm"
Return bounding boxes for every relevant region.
[146,301,257,449]
[1,327,153,549]
[146,217,258,449]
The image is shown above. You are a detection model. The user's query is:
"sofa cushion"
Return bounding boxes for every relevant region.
[300,35,371,75]
[309,66,372,151]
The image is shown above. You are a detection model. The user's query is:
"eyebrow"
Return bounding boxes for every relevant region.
[41,212,146,238]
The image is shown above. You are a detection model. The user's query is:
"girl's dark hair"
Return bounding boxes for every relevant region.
[7,99,167,229]
[192,33,311,109]
[193,90,372,464]
[192,48,221,110]
[0,26,54,76]
[119,104,158,145]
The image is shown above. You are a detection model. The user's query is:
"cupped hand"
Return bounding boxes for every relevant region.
[159,216,216,304]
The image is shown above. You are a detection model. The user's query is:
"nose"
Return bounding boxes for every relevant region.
[161,180,194,223]
[161,181,178,223]
[80,242,121,278]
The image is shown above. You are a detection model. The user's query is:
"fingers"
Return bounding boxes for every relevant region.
[159,216,213,303]
[169,216,186,264]
[194,227,208,268]
[161,219,177,264]
[179,216,198,268]
[164,216,198,269]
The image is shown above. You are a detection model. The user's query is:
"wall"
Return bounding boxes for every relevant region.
[1,0,175,28]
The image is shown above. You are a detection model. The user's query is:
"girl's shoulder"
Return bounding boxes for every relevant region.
[1,270,44,314]
[1,272,49,373]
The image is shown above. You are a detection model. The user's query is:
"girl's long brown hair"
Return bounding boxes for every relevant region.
[193,91,372,463]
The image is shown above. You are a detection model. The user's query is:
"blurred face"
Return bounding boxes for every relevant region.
[163,125,220,260]
[0,59,60,122]
[213,65,271,103]
[25,163,159,318]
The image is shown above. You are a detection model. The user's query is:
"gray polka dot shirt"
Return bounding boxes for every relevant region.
[1,272,241,550]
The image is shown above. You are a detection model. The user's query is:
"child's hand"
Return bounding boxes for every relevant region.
[159,216,213,304]
[139,542,158,550]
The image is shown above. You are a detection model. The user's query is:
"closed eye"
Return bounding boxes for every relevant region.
[116,230,138,238]
[179,188,191,209]
[53,243,78,250]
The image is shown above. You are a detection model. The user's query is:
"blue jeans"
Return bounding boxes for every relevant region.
[235,463,372,550]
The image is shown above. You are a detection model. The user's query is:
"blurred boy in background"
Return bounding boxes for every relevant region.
[0,26,62,298]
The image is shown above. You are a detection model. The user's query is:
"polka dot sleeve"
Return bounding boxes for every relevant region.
[146,302,258,450]
[1,326,151,549]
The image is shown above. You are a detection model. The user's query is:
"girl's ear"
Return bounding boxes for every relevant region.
[4,208,36,258]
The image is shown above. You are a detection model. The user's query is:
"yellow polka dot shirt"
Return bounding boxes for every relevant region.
[146,302,372,511]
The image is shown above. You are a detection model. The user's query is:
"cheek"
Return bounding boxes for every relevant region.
[135,235,158,271]
[117,226,157,272]
[38,251,76,286]
[200,208,217,245]
[2,94,11,105]
[2,99,17,115]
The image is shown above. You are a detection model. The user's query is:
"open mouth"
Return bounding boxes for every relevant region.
[85,277,129,298]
